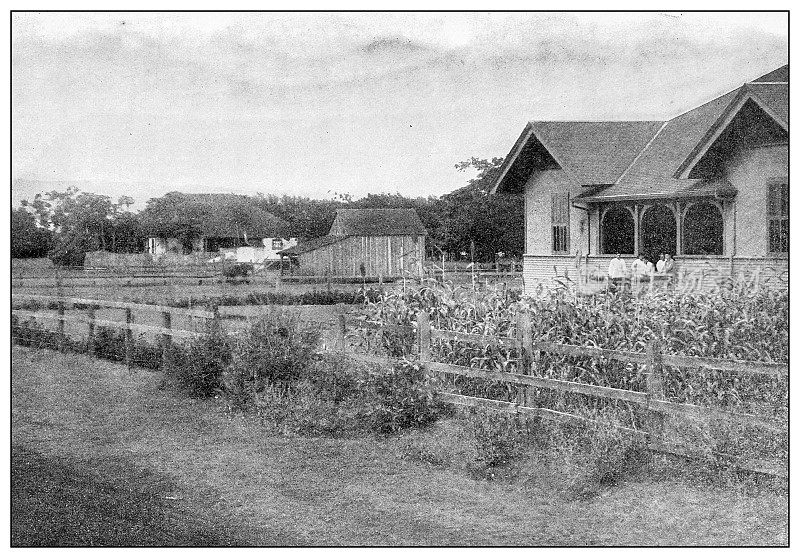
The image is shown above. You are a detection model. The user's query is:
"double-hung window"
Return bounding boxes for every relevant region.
[551,193,570,253]
[767,178,788,254]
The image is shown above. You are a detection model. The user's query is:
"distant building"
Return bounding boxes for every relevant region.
[280,208,427,277]
[145,193,296,263]
[490,65,788,290]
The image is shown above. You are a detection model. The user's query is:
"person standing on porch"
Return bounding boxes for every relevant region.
[656,254,666,273]
[608,254,628,291]
[631,254,649,280]
[608,254,627,279]
[663,254,675,275]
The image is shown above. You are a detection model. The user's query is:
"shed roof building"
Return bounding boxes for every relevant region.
[281,208,427,277]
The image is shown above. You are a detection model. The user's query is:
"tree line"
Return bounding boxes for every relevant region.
[12,157,523,264]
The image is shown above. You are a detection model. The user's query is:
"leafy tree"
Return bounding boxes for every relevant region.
[20,188,146,264]
[22,189,116,265]
[435,157,524,261]
[110,211,144,253]
[138,192,210,251]
[11,207,52,258]
[254,194,341,240]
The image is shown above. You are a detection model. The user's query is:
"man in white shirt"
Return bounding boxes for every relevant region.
[608,254,627,279]
[630,254,649,280]
[607,254,627,291]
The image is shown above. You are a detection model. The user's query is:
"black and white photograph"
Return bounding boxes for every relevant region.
[9,9,789,547]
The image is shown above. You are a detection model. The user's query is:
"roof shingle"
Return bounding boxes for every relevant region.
[530,121,663,185]
[746,82,788,123]
[491,64,788,201]
[752,64,788,83]
[329,208,427,236]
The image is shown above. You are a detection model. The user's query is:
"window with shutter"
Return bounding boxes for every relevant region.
[551,193,569,253]
[767,178,788,254]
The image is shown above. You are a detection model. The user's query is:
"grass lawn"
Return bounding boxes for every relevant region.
[11,346,788,546]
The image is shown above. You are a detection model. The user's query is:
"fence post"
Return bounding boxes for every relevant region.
[417,310,431,363]
[337,311,347,352]
[160,310,172,370]
[646,339,666,442]
[57,299,66,353]
[516,312,533,406]
[87,304,96,357]
[646,339,665,397]
[125,307,133,369]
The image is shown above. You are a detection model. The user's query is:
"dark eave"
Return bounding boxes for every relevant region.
[489,123,560,194]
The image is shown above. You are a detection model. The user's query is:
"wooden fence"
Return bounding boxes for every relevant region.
[12,293,215,368]
[11,294,788,477]
[339,311,788,477]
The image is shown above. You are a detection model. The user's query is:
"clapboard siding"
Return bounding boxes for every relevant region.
[298,235,425,277]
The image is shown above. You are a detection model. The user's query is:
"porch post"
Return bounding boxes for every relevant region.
[675,201,682,256]
[633,203,640,256]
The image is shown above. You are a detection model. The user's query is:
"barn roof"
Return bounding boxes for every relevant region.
[491,64,788,202]
[146,192,289,238]
[329,208,427,236]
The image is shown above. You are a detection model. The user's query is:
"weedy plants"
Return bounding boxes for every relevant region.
[468,409,532,470]
[132,287,383,309]
[11,315,162,370]
[164,320,232,397]
[538,415,650,500]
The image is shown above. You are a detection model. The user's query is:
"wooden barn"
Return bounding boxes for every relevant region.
[490,64,788,291]
[280,208,427,277]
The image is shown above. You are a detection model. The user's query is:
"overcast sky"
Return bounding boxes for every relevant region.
[12,12,788,208]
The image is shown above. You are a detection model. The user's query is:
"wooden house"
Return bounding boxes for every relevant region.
[490,65,788,291]
[280,208,427,277]
[145,193,293,262]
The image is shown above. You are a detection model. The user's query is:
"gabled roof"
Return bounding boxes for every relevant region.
[491,121,662,193]
[746,82,788,124]
[329,208,427,236]
[492,64,788,201]
[752,64,788,83]
[145,192,289,238]
[531,121,664,185]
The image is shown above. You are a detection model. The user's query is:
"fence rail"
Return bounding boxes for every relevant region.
[427,328,788,376]
[11,295,787,477]
[12,293,216,320]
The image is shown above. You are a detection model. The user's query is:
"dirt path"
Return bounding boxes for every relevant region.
[12,347,788,546]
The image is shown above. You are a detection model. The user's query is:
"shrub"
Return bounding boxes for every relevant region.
[91,327,161,369]
[164,320,232,397]
[541,416,649,499]
[253,377,375,437]
[369,361,453,434]
[468,409,532,469]
[11,316,63,351]
[226,310,321,396]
